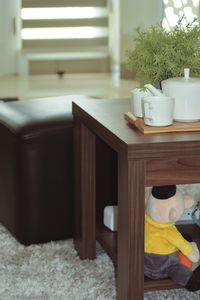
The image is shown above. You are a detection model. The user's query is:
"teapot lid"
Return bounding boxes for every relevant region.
[162,68,200,86]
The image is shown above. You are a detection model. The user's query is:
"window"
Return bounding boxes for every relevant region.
[162,0,200,29]
[21,6,108,40]
[21,0,108,51]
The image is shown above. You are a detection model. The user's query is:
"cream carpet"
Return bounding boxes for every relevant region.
[0,224,200,299]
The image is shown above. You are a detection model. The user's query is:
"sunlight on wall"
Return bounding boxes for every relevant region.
[162,0,199,29]
[21,7,108,20]
[22,27,108,40]
[21,7,108,40]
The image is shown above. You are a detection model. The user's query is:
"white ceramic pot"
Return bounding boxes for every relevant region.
[161,69,200,122]
[130,88,152,117]
[142,96,174,127]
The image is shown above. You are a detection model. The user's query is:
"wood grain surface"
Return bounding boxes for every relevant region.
[124,112,200,134]
[73,98,200,300]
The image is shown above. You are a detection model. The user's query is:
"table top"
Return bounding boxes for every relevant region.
[72,98,200,157]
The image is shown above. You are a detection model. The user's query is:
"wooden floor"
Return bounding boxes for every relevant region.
[0,73,137,100]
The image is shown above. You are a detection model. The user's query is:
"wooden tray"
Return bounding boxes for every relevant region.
[124,112,200,134]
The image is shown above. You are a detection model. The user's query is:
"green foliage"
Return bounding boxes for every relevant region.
[126,17,200,87]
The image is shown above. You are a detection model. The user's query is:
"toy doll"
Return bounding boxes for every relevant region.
[145,185,200,291]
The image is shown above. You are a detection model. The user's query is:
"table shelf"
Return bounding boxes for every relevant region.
[96,223,200,292]
[96,223,117,264]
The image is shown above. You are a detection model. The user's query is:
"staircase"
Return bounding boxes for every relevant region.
[19,0,110,75]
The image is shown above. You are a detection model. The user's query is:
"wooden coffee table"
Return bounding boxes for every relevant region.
[72,98,200,300]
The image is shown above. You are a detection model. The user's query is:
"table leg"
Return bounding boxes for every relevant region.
[117,154,145,300]
[74,118,96,259]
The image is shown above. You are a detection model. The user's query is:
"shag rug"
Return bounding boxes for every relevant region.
[0,224,200,299]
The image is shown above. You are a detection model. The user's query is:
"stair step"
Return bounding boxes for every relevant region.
[24,50,109,61]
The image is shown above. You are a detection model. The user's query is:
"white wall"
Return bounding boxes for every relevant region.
[0,0,21,75]
[108,0,120,66]
[120,0,163,62]
[108,0,163,76]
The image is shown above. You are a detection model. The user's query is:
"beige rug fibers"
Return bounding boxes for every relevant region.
[0,224,200,299]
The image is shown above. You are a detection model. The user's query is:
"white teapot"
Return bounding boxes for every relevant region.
[145,69,200,122]
[161,69,200,122]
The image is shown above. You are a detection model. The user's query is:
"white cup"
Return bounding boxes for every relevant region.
[130,88,152,117]
[142,96,174,127]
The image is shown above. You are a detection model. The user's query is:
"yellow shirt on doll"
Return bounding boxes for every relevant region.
[145,212,193,256]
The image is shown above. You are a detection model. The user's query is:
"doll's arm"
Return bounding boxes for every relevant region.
[165,227,195,257]
[187,242,200,263]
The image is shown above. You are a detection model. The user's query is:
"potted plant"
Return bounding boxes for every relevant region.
[126,17,200,88]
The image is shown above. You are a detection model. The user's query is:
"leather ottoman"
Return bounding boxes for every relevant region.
[0,95,117,245]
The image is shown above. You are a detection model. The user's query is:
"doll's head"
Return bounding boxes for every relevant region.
[146,185,194,223]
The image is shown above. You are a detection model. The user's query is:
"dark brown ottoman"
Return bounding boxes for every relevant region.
[0,95,117,245]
